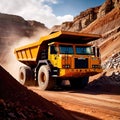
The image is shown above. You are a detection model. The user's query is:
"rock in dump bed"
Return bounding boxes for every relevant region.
[0,65,75,120]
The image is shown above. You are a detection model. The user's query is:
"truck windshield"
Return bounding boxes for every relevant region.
[59,45,74,54]
[76,46,93,55]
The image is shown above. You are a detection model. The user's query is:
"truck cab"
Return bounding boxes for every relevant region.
[48,42,102,79]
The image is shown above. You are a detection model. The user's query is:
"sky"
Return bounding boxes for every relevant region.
[0,0,105,28]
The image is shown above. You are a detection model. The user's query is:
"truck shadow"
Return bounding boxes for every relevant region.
[84,71,120,95]
[55,71,120,95]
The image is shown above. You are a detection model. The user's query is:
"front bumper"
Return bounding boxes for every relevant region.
[59,68,103,78]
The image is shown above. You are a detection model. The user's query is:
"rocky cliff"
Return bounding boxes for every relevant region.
[0,13,48,38]
[51,0,120,32]
[82,5,120,69]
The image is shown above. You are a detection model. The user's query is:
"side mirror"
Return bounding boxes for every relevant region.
[97,47,100,57]
[93,47,100,57]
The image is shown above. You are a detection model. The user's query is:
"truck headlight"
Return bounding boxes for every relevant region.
[92,57,97,60]
[92,65,101,68]
[63,65,71,68]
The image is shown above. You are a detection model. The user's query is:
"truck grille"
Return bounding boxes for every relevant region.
[75,58,88,68]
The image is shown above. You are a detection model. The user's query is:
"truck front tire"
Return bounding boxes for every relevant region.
[19,66,33,86]
[38,65,55,90]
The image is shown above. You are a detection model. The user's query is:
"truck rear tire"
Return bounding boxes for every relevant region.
[70,77,89,89]
[19,66,33,86]
[38,65,55,90]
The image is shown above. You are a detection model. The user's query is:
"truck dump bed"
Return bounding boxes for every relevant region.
[14,31,101,67]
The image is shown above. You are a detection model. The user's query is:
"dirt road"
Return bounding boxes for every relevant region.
[28,87,120,120]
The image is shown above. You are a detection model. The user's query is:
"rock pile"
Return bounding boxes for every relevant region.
[86,71,120,93]
[102,52,120,69]
[0,65,74,120]
[87,51,120,94]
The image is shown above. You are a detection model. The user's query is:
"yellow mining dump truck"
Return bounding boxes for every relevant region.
[14,31,102,90]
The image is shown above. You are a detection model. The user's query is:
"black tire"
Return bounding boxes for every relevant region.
[38,65,55,90]
[19,66,34,86]
[70,77,89,89]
